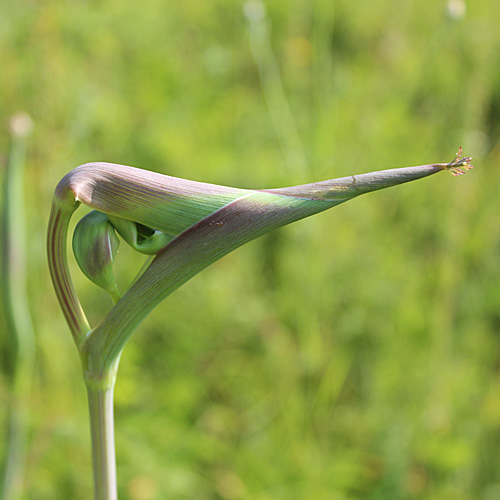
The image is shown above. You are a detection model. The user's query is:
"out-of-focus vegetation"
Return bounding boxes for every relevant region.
[1,0,499,498]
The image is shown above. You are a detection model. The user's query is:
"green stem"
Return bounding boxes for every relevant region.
[86,382,118,500]
[1,113,35,500]
[1,361,33,500]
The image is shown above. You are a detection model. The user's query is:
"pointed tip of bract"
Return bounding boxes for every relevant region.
[263,163,447,202]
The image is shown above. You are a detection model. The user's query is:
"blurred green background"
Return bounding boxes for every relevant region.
[1,0,500,499]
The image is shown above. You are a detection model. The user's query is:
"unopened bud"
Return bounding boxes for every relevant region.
[72,211,121,301]
[107,215,172,255]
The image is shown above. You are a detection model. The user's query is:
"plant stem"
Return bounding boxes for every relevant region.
[1,113,35,500]
[86,384,117,500]
[1,358,33,500]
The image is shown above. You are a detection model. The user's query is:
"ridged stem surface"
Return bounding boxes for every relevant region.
[86,383,117,500]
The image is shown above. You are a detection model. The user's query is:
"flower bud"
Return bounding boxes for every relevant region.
[72,211,120,300]
[107,215,172,255]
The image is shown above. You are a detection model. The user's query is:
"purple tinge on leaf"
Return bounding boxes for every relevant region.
[47,153,471,352]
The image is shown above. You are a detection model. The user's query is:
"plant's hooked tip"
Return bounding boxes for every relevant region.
[445,147,474,176]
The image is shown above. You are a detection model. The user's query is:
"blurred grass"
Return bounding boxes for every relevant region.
[1,0,500,499]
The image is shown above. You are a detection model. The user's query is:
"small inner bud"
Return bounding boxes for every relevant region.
[72,211,121,301]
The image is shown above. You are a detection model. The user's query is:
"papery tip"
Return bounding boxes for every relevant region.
[445,147,474,176]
